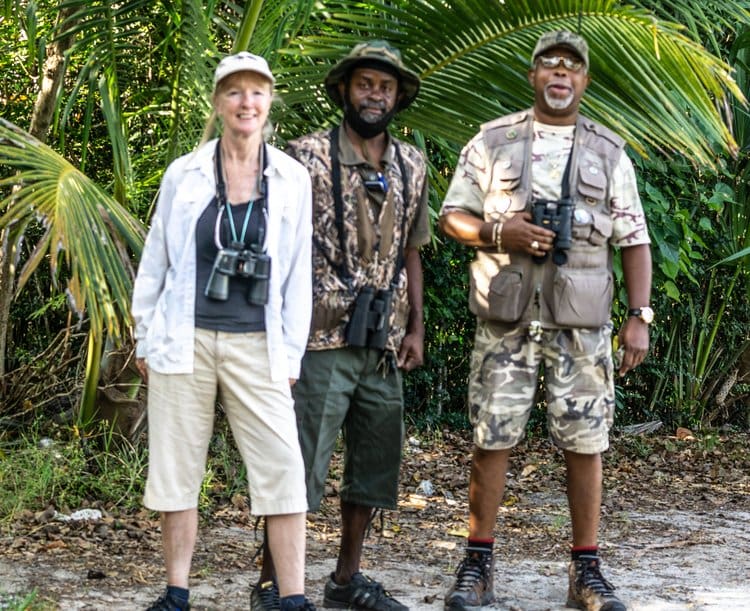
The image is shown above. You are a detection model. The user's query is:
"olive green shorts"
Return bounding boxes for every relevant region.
[294,347,404,511]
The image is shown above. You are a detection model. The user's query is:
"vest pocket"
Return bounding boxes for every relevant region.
[486,265,531,322]
[572,210,612,246]
[491,157,523,191]
[311,290,350,332]
[576,164,607,201]
[552,267,612,327]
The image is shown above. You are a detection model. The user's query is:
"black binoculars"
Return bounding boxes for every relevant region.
[204,245,271,305]
[531,197,574,265]
[345,286,393,350]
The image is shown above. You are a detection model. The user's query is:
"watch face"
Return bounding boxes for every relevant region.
[640,307,654,324]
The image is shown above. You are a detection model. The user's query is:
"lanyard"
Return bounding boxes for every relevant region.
[324,126,410,289]
[213,139,268,250]
[225,201,254,247]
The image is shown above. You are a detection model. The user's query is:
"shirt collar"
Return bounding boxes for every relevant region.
[338,123,395,168]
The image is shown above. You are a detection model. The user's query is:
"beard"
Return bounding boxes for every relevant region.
[543,85,574,110]
[343,94,396,139]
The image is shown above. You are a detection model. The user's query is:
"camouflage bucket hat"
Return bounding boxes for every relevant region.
[531,30,589,69]
[325,40,421,111]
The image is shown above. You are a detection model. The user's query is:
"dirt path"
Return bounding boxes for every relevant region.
[1,432,748,610]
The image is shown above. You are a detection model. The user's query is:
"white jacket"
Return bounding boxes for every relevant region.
[131,139,312,380]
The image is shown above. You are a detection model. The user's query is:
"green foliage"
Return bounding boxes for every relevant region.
[0,421,145,526]
[1,0,750,436]
[0,590,44,611]
[198,415,252,516]
[0,413,262,525]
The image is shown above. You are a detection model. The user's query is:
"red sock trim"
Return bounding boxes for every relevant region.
[468,537,494,545]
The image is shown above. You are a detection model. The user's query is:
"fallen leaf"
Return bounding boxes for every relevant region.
[676,427,695,440]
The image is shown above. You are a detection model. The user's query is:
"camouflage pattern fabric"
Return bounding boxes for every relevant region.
[287,128,427,353]
[468,320,615,453]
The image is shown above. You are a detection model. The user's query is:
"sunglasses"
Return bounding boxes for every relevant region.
[362,170,388,194]
[536,55,585,72]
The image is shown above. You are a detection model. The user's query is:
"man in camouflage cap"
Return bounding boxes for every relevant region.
[439,29,651,611]
[252,40,430,611]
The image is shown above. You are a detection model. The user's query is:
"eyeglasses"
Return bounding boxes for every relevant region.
[536,55,585,72]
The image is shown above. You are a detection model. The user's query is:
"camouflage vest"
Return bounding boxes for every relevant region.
[287,128,427,351]
[469,109,626,328]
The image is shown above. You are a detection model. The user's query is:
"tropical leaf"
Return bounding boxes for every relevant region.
[0,119,145,342]
[270,0,746,168]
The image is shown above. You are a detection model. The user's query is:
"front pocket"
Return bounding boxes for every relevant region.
[576,164,607,201]
[491,157,523,191]
[553,267,612,327]
[487,265,528,322]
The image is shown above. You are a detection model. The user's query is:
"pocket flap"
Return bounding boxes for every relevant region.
[590,212,613,244]
[491,157,523,190]
[577,164,607,200]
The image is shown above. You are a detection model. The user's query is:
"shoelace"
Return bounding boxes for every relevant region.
[349,573,400,608]
[454,554,491,591]
[256,580,280,609]
[146,593,187,611]
[578,559,617,596]
[352,579,386,604]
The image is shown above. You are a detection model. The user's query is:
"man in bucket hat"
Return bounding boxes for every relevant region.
[251,40,430,611]
[438,29,650,610]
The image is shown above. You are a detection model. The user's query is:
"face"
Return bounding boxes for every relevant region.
[213,71,273,137]
[339,66,400,123]
[527,47,590,125]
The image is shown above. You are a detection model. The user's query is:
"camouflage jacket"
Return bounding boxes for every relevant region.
[287,126,428,352]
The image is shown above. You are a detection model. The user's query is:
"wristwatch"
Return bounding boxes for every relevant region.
[628,306,654,324]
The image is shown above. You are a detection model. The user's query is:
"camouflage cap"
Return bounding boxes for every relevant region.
[325,40,421,111]
[531,30,589,69]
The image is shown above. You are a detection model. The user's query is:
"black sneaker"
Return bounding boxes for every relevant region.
[444,550,495,610]
[286,599,317,611]
[567,555,626,611]
[251,578,281,611]
[145,591,190,611]
[323,572,407,610]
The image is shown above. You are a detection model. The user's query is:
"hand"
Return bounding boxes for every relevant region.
[289,378,297,387]
[617,318,650,376]
[397,331,424,372]
[135,357,148,383]
[501,212,556,256]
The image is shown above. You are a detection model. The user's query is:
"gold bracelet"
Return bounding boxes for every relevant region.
[493,221,504,252]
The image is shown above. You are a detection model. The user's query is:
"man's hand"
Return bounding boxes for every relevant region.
[135,357,148,383]
[617,317,650,376]
[501,212,556,256]
[397,331,424,371]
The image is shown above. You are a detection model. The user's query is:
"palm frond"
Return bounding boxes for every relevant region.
[0,119,145,344]
[272,0,745,167]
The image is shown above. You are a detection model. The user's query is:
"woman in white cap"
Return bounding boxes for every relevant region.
[132,51,315,611]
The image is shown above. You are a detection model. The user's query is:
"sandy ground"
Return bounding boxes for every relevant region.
[1,505,748,610]
[2,433,748,610]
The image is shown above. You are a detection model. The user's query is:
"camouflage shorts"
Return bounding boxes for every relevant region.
[468,321,615,454]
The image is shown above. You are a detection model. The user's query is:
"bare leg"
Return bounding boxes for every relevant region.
[333,501,373,583]
[468,447,511,539]
[564,450,602,547]
[161,509,198,588]
[266,512,306,597]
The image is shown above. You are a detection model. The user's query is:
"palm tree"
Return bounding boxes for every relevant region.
[0,0,747,430]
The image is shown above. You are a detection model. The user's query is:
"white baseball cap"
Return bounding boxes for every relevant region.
[213,52,275,89]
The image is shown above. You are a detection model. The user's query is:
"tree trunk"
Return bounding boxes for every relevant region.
[0,6,76,383]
